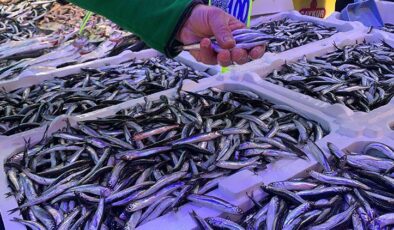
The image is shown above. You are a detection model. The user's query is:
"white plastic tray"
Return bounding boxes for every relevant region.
[0,49,218,141]
[135,73,394,230]
[236,11,366,73]
[250,10,364,31]
[0,71,383,230]
[0,49,218,93]
[235,28,394,122]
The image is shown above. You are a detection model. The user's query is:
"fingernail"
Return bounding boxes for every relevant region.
[223,36,232,43]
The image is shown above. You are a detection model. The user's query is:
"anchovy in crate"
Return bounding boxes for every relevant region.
[0,32,145,81]
[191,142,394,230]
[0,0,55,44]
[5,88,327,229]
[382,23,394,34]
[252,18,338,53]
[0,57,210,136]
[265,42,394,112]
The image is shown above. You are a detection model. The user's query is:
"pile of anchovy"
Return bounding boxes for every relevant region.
[0,0,55,44]
[0,1,144,81]
[190,141,394,230]
[0,57,209,136]
[38,2,108,32]
[208,28,286,53]
[265,42,394,112]
[252,18,338,53]
[0,32,145,81]
[5,88,327,229]
[382,23,394,34]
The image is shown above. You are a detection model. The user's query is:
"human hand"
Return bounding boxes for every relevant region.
[178,5,265,67]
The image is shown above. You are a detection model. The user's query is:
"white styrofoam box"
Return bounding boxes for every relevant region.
[236,11,367,73]
[0,49,158,92]
[136,74,394,230]
[250,11,366,46]
[77,72,336,131]
[0,48,218,140]
[235,28,394,121]
[251,0,294,16]
[0,71,359,230]
[0,115,74,230]
[177,51,221,76]
[75,72,384,229]
[0,49,218,93]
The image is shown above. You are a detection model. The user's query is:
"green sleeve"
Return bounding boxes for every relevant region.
[68,0,200,57]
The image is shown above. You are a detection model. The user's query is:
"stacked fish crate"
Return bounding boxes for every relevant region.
[0,7,393,230]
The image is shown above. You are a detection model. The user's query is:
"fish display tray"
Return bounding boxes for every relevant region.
[0,72,387,230]
[0,49,218,93]
[234,28,394,121]
[239,11,368,73]
[135,73,394,230]
[0,49,218,141]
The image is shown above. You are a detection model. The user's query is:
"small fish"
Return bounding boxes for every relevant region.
[187,194,244,215]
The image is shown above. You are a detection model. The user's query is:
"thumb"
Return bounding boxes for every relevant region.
[209,10,236,49]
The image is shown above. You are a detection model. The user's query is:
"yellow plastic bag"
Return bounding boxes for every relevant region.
[293,0,336,18]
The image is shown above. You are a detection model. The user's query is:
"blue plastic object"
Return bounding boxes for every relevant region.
[340,0,384,28]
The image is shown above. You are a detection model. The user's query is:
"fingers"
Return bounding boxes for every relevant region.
[189,38,218,65]
[209,9,236,49]
[199,38,218,65]
[217,50,232,67]
[225,45,266,66]
[192,44,266,66]
[231,48,248,65]
[249,45,266,60]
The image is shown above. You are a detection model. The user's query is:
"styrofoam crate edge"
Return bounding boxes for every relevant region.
[370,28,394,41]
[77,71,392,146]
[176,51,220,76]
[77,72,338,132]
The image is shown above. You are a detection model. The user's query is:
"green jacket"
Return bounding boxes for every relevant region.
[68,0,202,57]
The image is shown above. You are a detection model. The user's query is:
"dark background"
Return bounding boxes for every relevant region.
[336,0,353,11]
